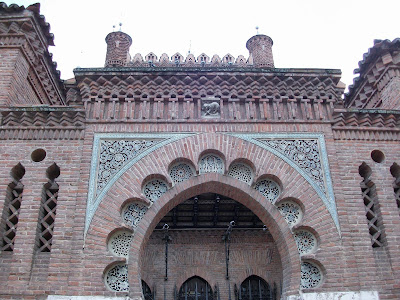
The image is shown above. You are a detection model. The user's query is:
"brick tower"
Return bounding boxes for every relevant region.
[246,34,274,68]
[104,31,132,67]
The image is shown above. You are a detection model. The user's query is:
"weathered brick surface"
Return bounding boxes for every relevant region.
[1,3,400,300]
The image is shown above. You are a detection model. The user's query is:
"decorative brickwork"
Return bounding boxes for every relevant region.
[246,34,274,68]
[1,163,25,251]
[85,133,195,236]
[345,39,400,109]
[0,109,85,140]
[359,163,384,248]
[105,31,132,67]
[37,163,60,252]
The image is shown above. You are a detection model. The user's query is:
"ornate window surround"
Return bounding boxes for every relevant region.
[85,132,340,239]
[223,132,339,235]
[85,133,197,237]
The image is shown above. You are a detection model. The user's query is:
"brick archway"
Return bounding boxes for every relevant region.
[128,173,301,299]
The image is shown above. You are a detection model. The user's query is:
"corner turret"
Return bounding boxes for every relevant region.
[105,31,132,67]
[246,34,274,68]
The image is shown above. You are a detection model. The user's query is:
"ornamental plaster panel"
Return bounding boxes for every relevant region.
[223,133,340,235]
[85,133,196,237]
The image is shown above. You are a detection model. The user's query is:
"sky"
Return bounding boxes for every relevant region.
[4,0,400,92]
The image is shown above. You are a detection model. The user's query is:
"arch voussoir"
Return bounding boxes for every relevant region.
[128,173,301,299]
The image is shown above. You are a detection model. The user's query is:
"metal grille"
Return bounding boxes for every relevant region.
[238,276,276,300]
[178,276,214,300]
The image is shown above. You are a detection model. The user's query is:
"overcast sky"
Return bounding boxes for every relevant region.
[4,0,400,91]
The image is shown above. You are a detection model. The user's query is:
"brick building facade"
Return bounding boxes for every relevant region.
[0,3,399,300]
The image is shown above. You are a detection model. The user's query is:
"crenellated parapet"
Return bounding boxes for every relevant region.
[74,68,343,122]
[0,2,65,107]
[128,51,256,68]
[345,39,400,109]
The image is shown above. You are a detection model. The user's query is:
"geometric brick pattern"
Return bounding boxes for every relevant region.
[1,181,24,251]
[37,182,59,252]
[360,177,384,248]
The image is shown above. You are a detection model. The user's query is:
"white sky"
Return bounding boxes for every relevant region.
[4,0,400,92]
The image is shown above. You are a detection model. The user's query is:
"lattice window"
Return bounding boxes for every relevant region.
[199,154,224,174]
[37,182,59,252]
[143,179,168,203]
[169,163,194,184]
[37,163,60,252]
[301,262,322,289]
[254,179,280,203]
[228,163,253,184]
[1,163,25,251]
[359,163,384,248]
[105,263,129,292]
[294,230,317,255]
[108,230,133,258]
[276,201,302,226]
[122,202,148,228]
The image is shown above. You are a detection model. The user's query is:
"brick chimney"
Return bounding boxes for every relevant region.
[105,31,132,67]
[246,34,274,68]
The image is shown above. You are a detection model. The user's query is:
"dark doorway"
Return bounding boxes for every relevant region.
[238,275,276,300]
[178,276,214,300]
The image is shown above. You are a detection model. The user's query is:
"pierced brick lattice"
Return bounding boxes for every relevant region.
[1,182,24,251]
[108,231,133,258]
[276,201,302,226]
[105,264,129,292]
[360,179,383,247]
[254,179,280,203]
[143,179,168,203]
[169,163,194,184]
[38,182,59,252]
[199,154,224,174]
[294,230,317,255]
[122,202,148,228]
[301,262,322,289]
[228,163,253,184]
